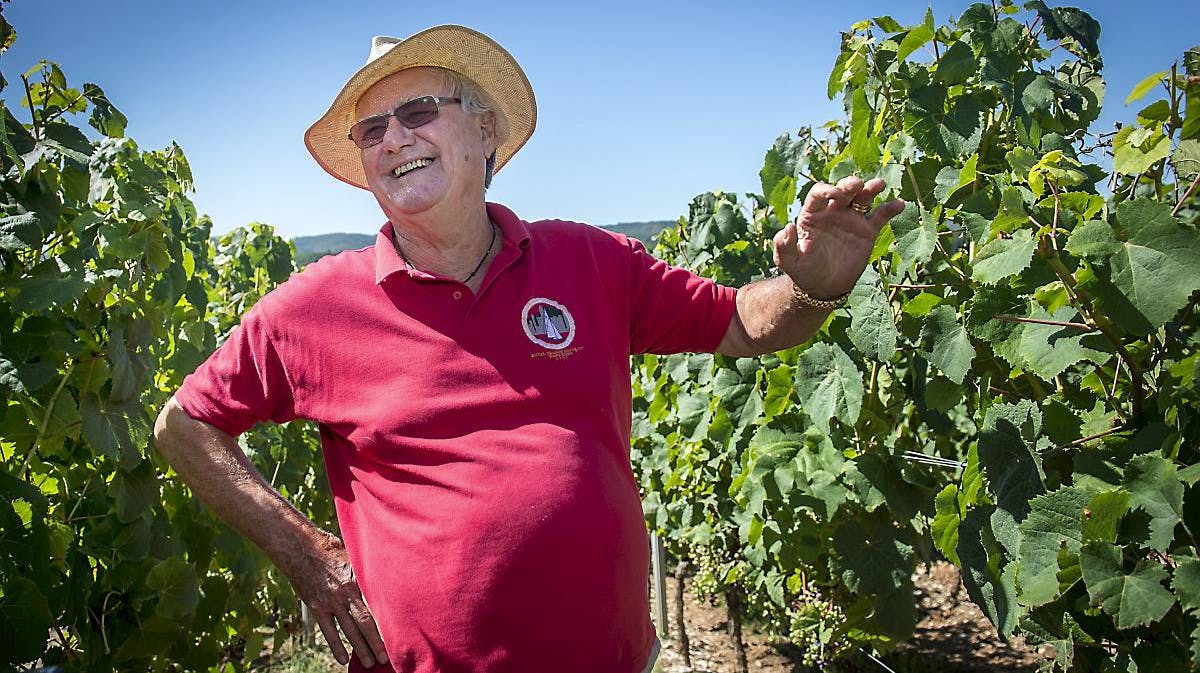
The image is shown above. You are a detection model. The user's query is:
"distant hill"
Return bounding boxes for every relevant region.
[292,233,374,266]
[291,219,676,266]
[601,220,675,245]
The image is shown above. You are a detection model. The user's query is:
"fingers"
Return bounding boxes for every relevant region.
[869,198,907,228]
[806,175,899,220]
[803,176,866,213]
[316,613,351,666]
[312,597,389,669]
[835,175,865,199]
[803,183,844,213]
[334,608,378,668]
[852,178,887,207]
[349,597,390,668]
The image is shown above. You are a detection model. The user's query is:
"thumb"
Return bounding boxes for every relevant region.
[773,222,799,267]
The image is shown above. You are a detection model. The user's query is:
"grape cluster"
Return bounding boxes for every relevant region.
[685,541,744,603]
[787,584,849,669]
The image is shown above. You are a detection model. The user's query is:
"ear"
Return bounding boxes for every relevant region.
[479,110,499,155]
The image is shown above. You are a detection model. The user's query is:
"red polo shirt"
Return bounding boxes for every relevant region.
[174,202,737,673]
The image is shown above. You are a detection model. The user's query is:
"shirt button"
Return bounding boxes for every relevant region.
[452,290,463,300]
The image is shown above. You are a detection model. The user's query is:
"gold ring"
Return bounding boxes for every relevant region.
[850,201,870,214]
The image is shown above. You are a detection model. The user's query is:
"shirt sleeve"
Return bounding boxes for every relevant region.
[626,236,738,355]
[172,302,298,437]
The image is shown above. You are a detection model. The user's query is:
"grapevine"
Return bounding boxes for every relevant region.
[0,12,330,670]
[634,2,1200,670]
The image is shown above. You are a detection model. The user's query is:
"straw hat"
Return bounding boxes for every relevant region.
[304,25,537,190]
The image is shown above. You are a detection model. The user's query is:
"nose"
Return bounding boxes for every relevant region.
[377,116,415,153]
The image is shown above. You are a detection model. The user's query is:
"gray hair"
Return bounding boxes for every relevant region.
[434,67,499,189]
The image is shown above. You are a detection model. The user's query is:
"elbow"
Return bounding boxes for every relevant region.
[153,396,186,459]
[715,312,770,358]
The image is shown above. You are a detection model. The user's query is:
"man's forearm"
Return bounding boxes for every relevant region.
[152,397,333,574]
[155,397,389,667]
[718,275,836,357]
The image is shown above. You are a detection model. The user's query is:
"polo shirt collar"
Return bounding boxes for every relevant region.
[373,201,531,285]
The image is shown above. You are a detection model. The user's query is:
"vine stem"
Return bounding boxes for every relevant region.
[20,359,75,480]
[1059,425,1126,449]
[1049,184,1061,250]
[994,314,1095,331]
[904,165,969,283]
[905,162,926,211]
[1038,243,1144,416]
[934,238,970,283]
[1173,173,1200,218]
[37,90,87,129]
[21,73,42,140]
[1169,62,1181,134]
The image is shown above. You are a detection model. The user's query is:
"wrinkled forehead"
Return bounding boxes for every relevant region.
[354,67,450,120]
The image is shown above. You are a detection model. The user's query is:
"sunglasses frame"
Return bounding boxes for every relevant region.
[348,95,462,149]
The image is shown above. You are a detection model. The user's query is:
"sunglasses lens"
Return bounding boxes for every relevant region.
[350,118,389,148]
[349,97,452,148]
[396,97,440,128]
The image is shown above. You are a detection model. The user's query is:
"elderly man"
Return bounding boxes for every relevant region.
[153,25,902,673]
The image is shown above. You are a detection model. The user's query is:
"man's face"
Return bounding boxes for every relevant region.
[356,67,497,219]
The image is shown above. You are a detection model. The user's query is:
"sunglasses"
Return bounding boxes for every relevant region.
[348,96,462,149]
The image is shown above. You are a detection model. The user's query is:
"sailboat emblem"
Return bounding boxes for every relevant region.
[521,297,576,350]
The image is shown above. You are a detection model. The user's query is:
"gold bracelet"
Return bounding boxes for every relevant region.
[791,282,851,310]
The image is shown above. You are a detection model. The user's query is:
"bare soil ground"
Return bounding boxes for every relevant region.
[651,562,1044,673]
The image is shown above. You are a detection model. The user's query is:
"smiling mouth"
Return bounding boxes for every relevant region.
[392,158,434,177]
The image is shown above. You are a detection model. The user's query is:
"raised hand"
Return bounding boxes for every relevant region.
[772,175,905,299]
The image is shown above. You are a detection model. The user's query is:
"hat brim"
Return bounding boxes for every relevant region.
[304,25,536,190]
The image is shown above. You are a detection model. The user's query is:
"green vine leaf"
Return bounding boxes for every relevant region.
[1080,541,1174,629]
[794,343,864,433]
[896,8,935,63]
[1065,219,1121,258]
[1025,1,1101,59]
[146,557,200,620]
[957,506,1020,637]
[1173,559,1200,614]
[932,483,964,564]
[80,393,149,470]
[1016,487,1090,607]
[831,515,914,596]
[1124,70,1169,105]
[978,400,1047,557]
[921,305,976,384]
[1080,490,1130,544]
[0,577,52,665]
[1015,306,1110,381]
[936,40,978,86]
[890,202,937,268]
[848,266,897,362]
[1123,453,1185,552]
[0,211,43,251]
[1106,199,1200,332]
[971,229,1037,285]
[1112,125,1172,175]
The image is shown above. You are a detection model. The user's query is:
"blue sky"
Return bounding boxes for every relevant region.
[3,0,1197,239]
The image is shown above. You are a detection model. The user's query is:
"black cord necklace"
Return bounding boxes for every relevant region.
[394,219,497,283]
[463,220,497,283]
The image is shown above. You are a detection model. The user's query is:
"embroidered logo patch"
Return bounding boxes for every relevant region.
[521,297,576,350]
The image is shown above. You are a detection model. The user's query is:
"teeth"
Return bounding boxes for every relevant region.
[392,158,433,177]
